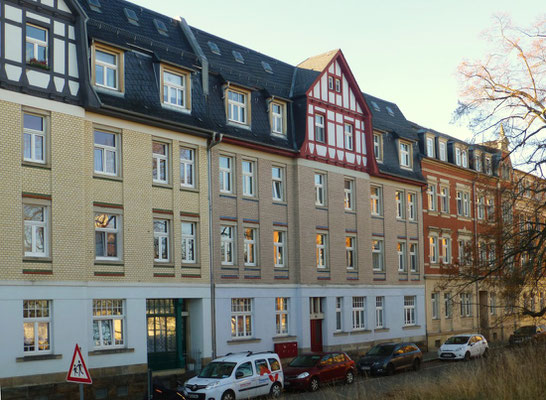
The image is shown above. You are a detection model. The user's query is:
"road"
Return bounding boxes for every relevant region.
[281,358,481,399]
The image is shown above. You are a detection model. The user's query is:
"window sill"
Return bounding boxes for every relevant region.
[402,325,421,330]
[272,335,297,343]
[26,62,51,72]
[219,193,237,199]
[344,210,356,215]
[95,85,125,97]
[374,328,390,333]
[161,103,191,114]
[350,329,372,335]
[181,263,200,268]
[180,186,199,193]
[95,260,124,266]
[242,196,259,203]
[271,132,287,139]
[272,201,287,206]
[16,353,62,362]
[88,348,134,356]
[226,121,251,131]
[371,214,383,219]
[153,182,173,190]
[333,331,349,337]
[22,161,50,170]
[93,174,123,182]
[315,205,328,210]
[227,337,261,344]
[154,262,174,267]
[23,258,52,263]
[427,211,439,216]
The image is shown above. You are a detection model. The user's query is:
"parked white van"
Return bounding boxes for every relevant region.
[182,351,284,400]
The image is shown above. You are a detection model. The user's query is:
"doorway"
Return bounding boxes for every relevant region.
[309,297,324,353]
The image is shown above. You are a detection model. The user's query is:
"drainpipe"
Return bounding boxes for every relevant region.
[472,181,480,332]
[208,132,223,359]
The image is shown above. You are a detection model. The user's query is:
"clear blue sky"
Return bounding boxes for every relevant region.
[131,0,542,141]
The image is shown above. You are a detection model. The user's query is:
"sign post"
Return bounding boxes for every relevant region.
[66,344,92,400]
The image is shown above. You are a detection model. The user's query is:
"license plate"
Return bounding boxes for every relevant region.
[187,394,199,399]
[361,366,371,371]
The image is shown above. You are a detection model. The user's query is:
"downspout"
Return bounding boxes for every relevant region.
[472,180,480,331]
[207,132,223,359]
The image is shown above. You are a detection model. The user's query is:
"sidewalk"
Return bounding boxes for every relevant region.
[422,351,438,363]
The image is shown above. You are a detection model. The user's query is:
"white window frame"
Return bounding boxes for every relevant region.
[315,114,325,143]
[272,166,284,201]
[314,173,326,206]
[461,150,468,168]
[243,227,257,266]
[440,186,449,213]
[352,297,366,330]
[23,204,49,258]
[410,243,418,272]
[335,297,343,331]
[162,69,187,109]
[219,156,233,194]
[396,190,405,219]
[398,242,407,272]
[316,233,328,268]
[152,141,169,184]
[455,147,461,166]
[94,212,122,261]
[242,160,256,197]
[427,183,437,211]
[221,225,235,265]
[23,113,46,164]
[94,48,119,90]
[227,89,248,125]
[441,237,451,264]
[375,296,384,329]
[92,299,125,349]
[153,219,170,263]
[181,221,197,263]
[475,153,482,172]
[426,137,434,157]
[273,230,286,268]
[370,186,382,216]
[477,196,485,220]
[399,141,411,168]
[486,197,495,221]
[430,236,439,264]
[23,300,51,354]
[490,293,496,315]
[403,296,416,326]
[373,133,382,161]
[344,179,354,210]
[431,293,439,319]
[94,130,120,176]
[372,239,384,271]
[231,298,252,338]
[463,192,470,217]
[444,293,453,318]
[485,157,492,175]
[26,24,48,64]
[344,123,354,150]
[271,102,285,135]
[408,192,416,221]
[275,298,289,335]
[346,236,356,269]
[439,141,447,161]
[180,147,195,188]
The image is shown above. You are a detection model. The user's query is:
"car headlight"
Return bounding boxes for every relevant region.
[205,381,220,390]
[297,372,310,379]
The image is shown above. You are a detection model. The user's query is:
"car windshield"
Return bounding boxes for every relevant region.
[198,362,237,378]
[515,326,536,335]
[445,336,470,345]
[289,355,321,367]
[366,345,395,356]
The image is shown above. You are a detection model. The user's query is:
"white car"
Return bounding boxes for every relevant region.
[438,334,489,360]
[182,351,284,400]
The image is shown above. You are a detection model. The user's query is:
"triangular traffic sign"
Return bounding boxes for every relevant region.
[66,344,92,384]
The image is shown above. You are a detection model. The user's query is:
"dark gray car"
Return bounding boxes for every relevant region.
[358,342,422,376]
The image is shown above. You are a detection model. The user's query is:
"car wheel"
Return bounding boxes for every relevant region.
[221,390,235,400]
[345,370,355,384]
[269,382,282,398]
[413,358,421,371]
[386,363,395,376]
[309,377,320,392]
[464,351,471,361]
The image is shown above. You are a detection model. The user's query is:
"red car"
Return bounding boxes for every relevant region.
[283,352,356,392]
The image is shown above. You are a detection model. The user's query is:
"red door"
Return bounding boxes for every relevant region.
[310,319,323,352]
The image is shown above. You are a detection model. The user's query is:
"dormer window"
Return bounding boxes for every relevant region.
[475,153,482,172]
[315,114,325,143]
[26,24,48,67]
[399,141,412,169]
[344,123,354,151]
[270,101,286,136]
[461,149,468,168]
[439,140,447,161]
[208,41,221,55]
[455,147,461,166]
[93,43,124,92]
[373,133,383,162]
[426,136,435,157]
[226,87,249,125]
[485,156,492,175]
[161,65,190,111]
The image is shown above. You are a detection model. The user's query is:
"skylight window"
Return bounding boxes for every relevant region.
[386,106,395,116]
[261,61,273,74]
[88,0,101,11]
[371,101,380,112]
[208,41,221,55]
[232,50,244,64]
[154,19,169,36]
[124,8,139,26]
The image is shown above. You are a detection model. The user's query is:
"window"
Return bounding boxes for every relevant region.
[232,50,244,64]
[262,61,273,74]
[352,297,366,330]
[227,89,248,124]
[490,293,496,315]
[162,68,188,109]
[455,147,461,166]
[427,183,437,211]
[441,237,451,264]
[371,101,381,112]
[440,186,449,213]
[181,222,196,263]
[439,141,447,161]
[316,233,328,268]
[399,141,411,168]
[344,123,354,150]
[410,243,418,272]
[24,204,49,258]
[273,231,285,267]
[372,239,384,271]
[94,129,120,177]
[431,293,439,319]
[221,226,235,265]
[429,236,439,264]
[124,8,139,25]
[370,186,382,216]
[23,113,46,164]
[231,298,252,337]
[180,147,195,188]
[95,212,122,260]
[407,192,416,221]
[458,239,472,265]
[219,156,233,193]
[153,19,169,36]
[463,192,470,217]
[460,293,472,317]
[486,197,495,221]
[444,293,453,318]
[477,196,485,220]
[375,297,384,329]
[373,134,382,161]
[397,242,407,272]
[314,173,326,206]
[26,24,48,65]
[208,41,221,55]
[272,166,284,201]
[315,114,325,143]
[152,141,169,184]
[461,150,468,168]
[403,296,416,326]
[485,157,492,175]
[271,102,285,135]
[346,236,355,269]
[475,153,482,172]
[426,137,435,157]
[242,160,256,197]
[23,300,51,354]
[93,299,124,349]
[154,219,170,262]
[395,190,405,219]
[335,78,341,92]
[344,179,354,210]
[94,45,121,90]
[335,297,343,331]
[243,228,257,266]
[275,298,289,335]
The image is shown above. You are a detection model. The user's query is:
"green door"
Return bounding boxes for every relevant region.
[146,299,185,370]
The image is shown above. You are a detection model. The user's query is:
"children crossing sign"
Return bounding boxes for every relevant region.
[66,344,92,384]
